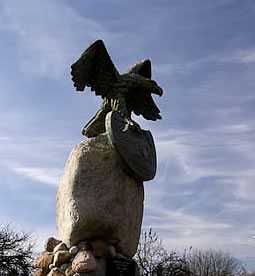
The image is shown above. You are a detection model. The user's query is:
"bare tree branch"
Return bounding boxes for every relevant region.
[0,224,35,276]
[135,229,247,276]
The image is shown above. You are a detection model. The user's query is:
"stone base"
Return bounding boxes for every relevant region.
[33,237,139,276]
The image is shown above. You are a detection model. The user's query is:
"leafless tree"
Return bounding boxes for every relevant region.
[186,248,247,276]
[135,229,248,276]
[0,224,34,276]
[135,229,191,276]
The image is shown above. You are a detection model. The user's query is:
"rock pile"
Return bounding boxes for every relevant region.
[33,237,120,276]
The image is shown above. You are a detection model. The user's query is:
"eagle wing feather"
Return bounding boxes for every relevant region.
[71,39,119,97]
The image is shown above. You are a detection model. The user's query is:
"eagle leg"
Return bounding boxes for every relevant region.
[82,99,111,137]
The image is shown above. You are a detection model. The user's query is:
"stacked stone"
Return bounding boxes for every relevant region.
[34,135,144,276]
[33,237,123,276]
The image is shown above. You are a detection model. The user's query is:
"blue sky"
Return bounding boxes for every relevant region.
[0,0,255,270]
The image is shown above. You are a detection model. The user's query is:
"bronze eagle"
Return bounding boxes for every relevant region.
[71,39,163,137]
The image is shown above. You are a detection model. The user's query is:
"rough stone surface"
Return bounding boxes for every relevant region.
[78,241,92,251]
[72,250,96,273]
[44,237,61,252]
[49,264,55,270]
[60,263,68,271]
[77,258,106,276]
[32,252,54,272]
[91,240,109,257]
[53,242,68,253]
[33,270,47,276]
[64,263,75,276]
[53,251,72,267]
[69,246,79,256]
[47,267,64,276]
[56,134,144,257]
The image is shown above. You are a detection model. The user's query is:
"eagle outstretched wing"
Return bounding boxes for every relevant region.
[126,58,152,79]
[71,39,119,97]
[71,39,163,122]
[125,60,162,121]
[131,91,161,121]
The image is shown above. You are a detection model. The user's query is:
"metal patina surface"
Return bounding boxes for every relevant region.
[71,39,163,181]
[106,111,156,182]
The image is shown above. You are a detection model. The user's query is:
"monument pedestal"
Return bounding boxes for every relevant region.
[78,258,139,276]
[33,135,143,275]
[33,239,139,276]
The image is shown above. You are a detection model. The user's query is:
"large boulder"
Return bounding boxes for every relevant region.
[56,134,144,257]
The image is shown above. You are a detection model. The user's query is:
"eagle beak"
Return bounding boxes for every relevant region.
[153,86,163,97]
[149,79,163,96]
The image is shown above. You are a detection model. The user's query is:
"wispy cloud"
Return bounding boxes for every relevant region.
[142,202,255,260]
[154,124,255,196]
[0,135,75,186]
[1,0,110,78]
[212,49,255,64]
[13,165,61,186]
[142,206,255,266]
[142,124,255,253]
[144,207,232,230]
[154,48,255,77]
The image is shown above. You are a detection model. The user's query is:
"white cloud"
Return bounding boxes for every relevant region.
[1,0,111,78]
[154,48,255,77]
[216,49,255,64]
[13,165,61,186]
[161,228,255,257]
[142,212,255,268]
[143,124,255,246]
[0,136,70,186]
[155,124,255,181]
[144,207,232,230]
[141,206,253,260]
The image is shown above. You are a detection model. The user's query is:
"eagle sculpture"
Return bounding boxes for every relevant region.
[71,39,163,138]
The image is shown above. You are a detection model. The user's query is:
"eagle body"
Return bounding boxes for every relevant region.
[71,39,163,137]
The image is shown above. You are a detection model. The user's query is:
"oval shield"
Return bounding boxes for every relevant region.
[105,111,157,182]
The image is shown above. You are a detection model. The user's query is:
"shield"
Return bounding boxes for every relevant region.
[105,111,157,182]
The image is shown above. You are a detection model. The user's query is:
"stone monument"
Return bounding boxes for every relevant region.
[33,39,163,276]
